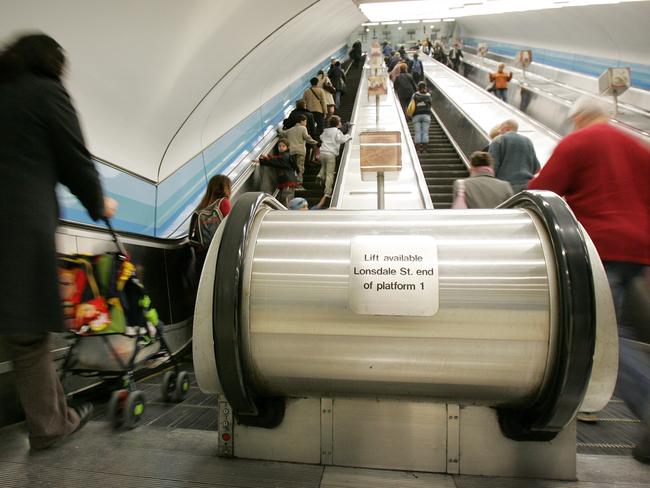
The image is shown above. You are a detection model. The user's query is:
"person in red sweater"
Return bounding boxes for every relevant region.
[528,95,650,464]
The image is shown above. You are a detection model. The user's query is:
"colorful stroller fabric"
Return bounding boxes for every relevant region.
[58,253,159,338]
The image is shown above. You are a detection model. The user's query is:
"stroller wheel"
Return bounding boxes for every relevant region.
[123,390,146,429]
[107,389,128,429]
[161,370,177,402]
[172,371,190,403]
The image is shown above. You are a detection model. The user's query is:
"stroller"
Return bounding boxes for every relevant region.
[59,219,190,429]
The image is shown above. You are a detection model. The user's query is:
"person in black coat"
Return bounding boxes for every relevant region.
[0,33,116,450]
[283,100,316,139]
[393,64,418,113]
[327,61,347,108]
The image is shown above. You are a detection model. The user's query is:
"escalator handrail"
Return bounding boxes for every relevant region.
[330,59,366,208]
[496,190,597,441]
[212,192,286,427]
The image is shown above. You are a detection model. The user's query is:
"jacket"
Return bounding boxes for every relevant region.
[0,74,105,334]
[279,124,317,156]
[283,108,316,138]
[327,66,346,92]
[259,151,298,189]
[453,171,513,209]
[303,86,327,114]
[489,71,512,89]
[320,127,352,156]
[488,131,540,191]
[412,92,432,116]
[317,74,335,106]
[528,123,650,265]
[394,72,417,101]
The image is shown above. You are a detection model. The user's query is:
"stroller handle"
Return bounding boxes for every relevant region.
[102,217,128,257]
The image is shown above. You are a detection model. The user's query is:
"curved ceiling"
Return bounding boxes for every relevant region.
[0,0,365,181]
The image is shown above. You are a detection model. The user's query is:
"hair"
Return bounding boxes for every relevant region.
[197,175,232,210]
[418,81,427,92]
[500,119,519,132]
[277,138,290,150]
[296,114,307,124]
[470,151,494,168]
[328,115,341,128]
[317,70,324,76]
[310,77,319,86]
[335,61,341,67]
[568,94,609,120]
[400,64,408,73]
[488,124,501,139]
[497,62,505,71]
[413,53,419,59]
[296,100,306,110]
[0,33,65,83]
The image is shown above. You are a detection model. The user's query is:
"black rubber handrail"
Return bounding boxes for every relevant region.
[497,190,597,441]
[212,192,285,428]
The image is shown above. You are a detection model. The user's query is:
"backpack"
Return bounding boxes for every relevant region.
[188,198,226,251]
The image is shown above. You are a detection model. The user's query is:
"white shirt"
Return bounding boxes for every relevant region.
[320,127,352,156]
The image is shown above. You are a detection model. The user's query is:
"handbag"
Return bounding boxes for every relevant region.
[406,98,416,117]
[452,179,468,209]
[324,82,336,94]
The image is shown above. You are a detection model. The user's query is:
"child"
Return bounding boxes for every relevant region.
[258,138,299,205]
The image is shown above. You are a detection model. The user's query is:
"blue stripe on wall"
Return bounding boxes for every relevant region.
[58,45,348,238]
[462,37,650,91]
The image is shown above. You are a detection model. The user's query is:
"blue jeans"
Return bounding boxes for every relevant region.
[412,114,431,143]
[604,261,650,426]
[495,88,508,102]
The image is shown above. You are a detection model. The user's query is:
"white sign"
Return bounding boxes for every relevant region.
[349,235,439,316]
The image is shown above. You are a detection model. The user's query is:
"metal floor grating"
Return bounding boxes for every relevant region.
[577,399,641,456]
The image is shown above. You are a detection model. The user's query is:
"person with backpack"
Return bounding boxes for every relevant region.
[327,61,347,108]
[188,174,231,253]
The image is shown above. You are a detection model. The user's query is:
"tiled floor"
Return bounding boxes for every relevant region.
[3,363,647,487]
[0,421,649,488]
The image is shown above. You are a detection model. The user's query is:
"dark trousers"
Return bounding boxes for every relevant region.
[603,262,650,427]
[311,112,325,138]
[5,333,79,449]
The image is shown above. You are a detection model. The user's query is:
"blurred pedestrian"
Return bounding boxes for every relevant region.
[489,62,512,102]
[528,95,650,464]
[0,32,117,450]
[488,119,540,192]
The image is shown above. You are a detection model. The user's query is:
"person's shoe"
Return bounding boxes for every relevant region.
[72,402,94,434]
[577,412,599,423]
[30,403,93,451]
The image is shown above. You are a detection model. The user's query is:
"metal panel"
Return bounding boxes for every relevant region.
[446,404,460,474]
[247,209,556,406]
[332,398,448,472]
[234,397,321,464]
[458,406,576,480]
[321,398,333,465]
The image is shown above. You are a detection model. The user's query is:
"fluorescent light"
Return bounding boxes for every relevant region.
[362,22,379,26]
[422,19,441,23]
[358,0,642,22]
[401,20,420,24]
[443,18,456,21]
[381,21,399,25]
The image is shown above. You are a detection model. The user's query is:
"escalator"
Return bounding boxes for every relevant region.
[298,57,366,208]
[407,110,469,209]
